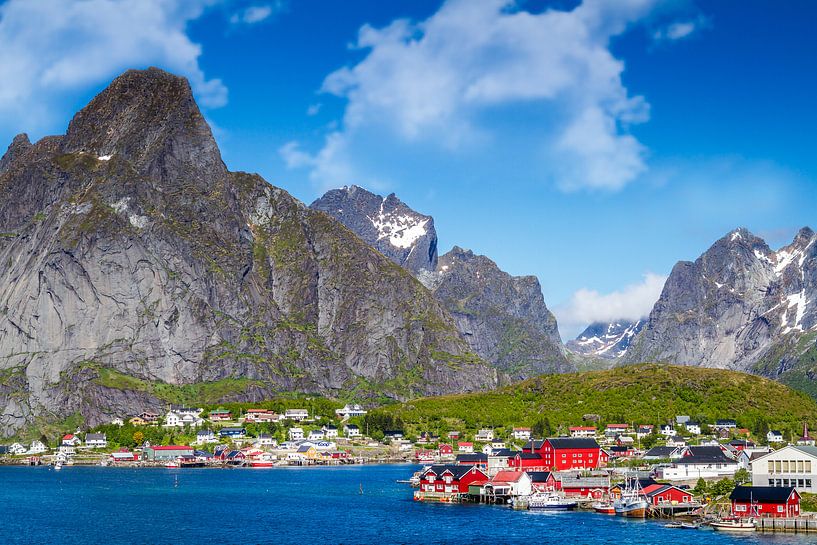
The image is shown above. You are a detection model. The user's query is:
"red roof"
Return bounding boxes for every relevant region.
[458,442,473,446]
[570,426,596,431]
[493,471,525,483]
[150,445,193,450]
[63,434,74,440]
[606,424,628,428]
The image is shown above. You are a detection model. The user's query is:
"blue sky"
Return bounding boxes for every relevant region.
[0,0,815,338]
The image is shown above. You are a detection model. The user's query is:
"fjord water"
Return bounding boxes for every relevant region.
[0,465,812,545]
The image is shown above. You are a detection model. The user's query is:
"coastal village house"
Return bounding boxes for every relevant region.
[730,486,800,518]
[335,404,367,418]
[636,425,654,439]
[289,427,304,441]
[243,409,278,423]
[85,433,107,448]
[209,409,232,422]
[143,445,194,461]
[458,442,474,453]
[475,429,494,442]
[523,438,607,471]
[27,441,48,454]
[685,422,701,435]
[61,434,81,447]
[418,465,489,495]
[343,424,360,437]
[219,427,247,439]
[487,471,533,497]
[195,430,217,445]
[658,446,739,481]
[751,445,817,493]
[767,430,785,443]
[512,428,531,441]
[569,426,597,438]
[284,409,309,421]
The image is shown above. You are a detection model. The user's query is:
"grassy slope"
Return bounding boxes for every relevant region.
[371,363,817,436]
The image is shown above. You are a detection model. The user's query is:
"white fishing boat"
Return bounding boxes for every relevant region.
[526,492,577,510]
[613,474,648,518]
[710,518,756,532]
[54,462,63,471]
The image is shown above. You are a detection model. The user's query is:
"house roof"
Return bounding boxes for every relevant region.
[730,486,797,503]
[492,471,526,483]
[150,445,193,450]
[547,438,600,449]
[676,446,735,465]
[527,471,553,483]
[86,433,106,440]
[455,453,488,463]
[296,445,314,453]
[62,434,74,440]
[424,464,485,480]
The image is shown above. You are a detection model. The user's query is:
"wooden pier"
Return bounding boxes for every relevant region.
[756,517,817,533]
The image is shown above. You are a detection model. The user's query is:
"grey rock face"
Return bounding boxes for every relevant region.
[312,187,571,379]
[430,247,571,378]
[311,186,437,277]
[625,227,817,374]
[0,68,498,437]
[567,320,645,359]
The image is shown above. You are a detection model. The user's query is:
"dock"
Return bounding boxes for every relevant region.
[756,517,817,533]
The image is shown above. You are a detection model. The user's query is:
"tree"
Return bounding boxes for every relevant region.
[641,429,659,449]
[132,431,144,446]
[693,477,708,497]
[734,468,750,485]
[711,478,735,497]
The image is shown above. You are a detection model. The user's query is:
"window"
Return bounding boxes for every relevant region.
[807,479,812,487]
[775,461,782,473]
[783,461,790,472]
[806,460,812,472]
[798,460,804,473]
[799,479,805,488]
[777,506,784,513]
[735,505,747,512]
[769,461,775,474]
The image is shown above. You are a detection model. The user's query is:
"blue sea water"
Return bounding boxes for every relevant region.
[0,464,813,545]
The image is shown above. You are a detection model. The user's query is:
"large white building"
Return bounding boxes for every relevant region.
[750,445,817,494]
[657,446,739,481]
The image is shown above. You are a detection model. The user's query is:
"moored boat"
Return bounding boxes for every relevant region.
[526,492,577,510]
[613,495,648,518]
[165,459,181,468]
[249,453,276,468]
[592,501,615,515]
[710,518,756,532]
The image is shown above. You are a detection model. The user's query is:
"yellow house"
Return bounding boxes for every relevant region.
[129,416,147,426]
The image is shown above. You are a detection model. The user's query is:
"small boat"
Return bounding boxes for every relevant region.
[710,518,755,532]
[613,474,648,518]
[680,523,700,530]
[665,522,683,529]
[54,462,63,471]
[526,492,578,510]
[164,460,181,468]
[249,453,276,468]
[592,501,616,515]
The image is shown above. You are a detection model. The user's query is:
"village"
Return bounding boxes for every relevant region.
[409,418,817,533]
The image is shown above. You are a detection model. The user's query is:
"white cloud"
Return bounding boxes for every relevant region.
[0,0,227,136]
[653,15,709,41]
[555,272,667,338]
[230,3,282,25]
[284,0,660,192]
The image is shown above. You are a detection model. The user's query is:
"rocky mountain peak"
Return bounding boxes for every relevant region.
[310,185,438,276]
[566,319,645,359]
[61,67,226,183]
[0,133,32,175]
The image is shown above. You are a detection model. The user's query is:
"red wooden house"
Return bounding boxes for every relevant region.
[439,444,454,456]
[730,486,801,518]
[528,471,558,492]
[642,484,694,505]
[525,438,606,470]
[418,465,489,494]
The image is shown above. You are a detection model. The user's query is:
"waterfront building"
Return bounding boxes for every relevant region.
[658,446,739,480]
[524,438,607,470]
[730,486,800,518]
[143,445,194,461]
[418,465,489,495]
[751,445,817,493]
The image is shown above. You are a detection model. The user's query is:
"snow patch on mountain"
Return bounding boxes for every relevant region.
[368,198,429,249]
[567,319,645,359]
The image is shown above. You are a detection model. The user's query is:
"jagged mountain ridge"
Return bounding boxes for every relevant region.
[567,319,645,359]
[311,186,437,277]
[311,186,570,379]
[625,227,817,392]
[0,68,499,437]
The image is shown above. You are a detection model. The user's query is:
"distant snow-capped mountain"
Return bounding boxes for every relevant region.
[567,320,645,359]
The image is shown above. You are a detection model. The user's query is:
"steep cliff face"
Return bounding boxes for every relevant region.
[0,68,497,436]
[625,227,817,389]
[311,186,437,277]
[312,188,570,379]
[567,320,645,359]
[430,247,571,378]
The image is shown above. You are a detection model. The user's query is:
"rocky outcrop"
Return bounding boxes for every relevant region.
[625,227,817,389]
[430,247,571,378]
[567,320,645,359]
[312,188,570,379]
[0,68,498,436]
[311,186,437,277]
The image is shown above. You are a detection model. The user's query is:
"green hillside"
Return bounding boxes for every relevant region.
[368,364,817,440]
